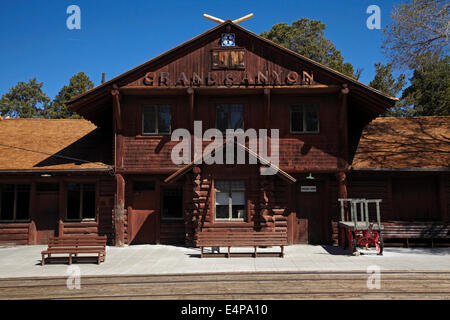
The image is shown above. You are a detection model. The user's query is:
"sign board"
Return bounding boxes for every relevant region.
[300,186,317,193]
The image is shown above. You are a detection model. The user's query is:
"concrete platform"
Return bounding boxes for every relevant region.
[0,244,449,279]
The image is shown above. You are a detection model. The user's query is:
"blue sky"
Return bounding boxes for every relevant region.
[0,0,398,99]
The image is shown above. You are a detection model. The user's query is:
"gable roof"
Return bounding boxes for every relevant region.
[164,139,297,184]
[352,116,450,170]
[67,20,397,126]
[0,119,112,172]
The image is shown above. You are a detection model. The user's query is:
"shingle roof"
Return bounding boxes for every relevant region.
[352,116,450,169]
[0,118,112,171]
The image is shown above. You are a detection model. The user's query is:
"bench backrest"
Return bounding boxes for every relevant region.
[47,236,107,249]
[196,231,288,245]
[383,223,450,238]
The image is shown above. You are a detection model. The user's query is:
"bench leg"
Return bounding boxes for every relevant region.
[69,253,72,265]
[201,247,203,258]
[281,246,284,258]
[228,247,230,258]
[254,246,257,258]
[98,254,101,264]
[41,254,45,266]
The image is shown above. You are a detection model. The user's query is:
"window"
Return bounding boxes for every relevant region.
[291,103,319,133]
[142,104,171,134]
[161,188,183,220]
[216,104,244,132]
[215,180,245,221]
[66,183,96,220]
[133,181,155,192]
[0,184,30,221]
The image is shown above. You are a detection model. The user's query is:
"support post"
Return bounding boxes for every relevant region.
[187,87,195,133]
[264,88,271,129]
[58,180,65,237]
[28,181,37,244]
[336,171,348,220]
[114,173,125,247]
[339,84,349,165]
[438,175,448,222]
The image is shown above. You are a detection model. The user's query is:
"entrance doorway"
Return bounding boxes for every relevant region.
[129,181,159,244]
[295,181,327,244]
[160,188,185,244]
[35,183,59,244]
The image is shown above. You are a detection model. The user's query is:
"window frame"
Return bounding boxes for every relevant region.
[215,103,245,133]
[141,104,172,136]
[65,183,97,221]
[0,184,31,222]
[290,103,320,134]
[214,180,246,222]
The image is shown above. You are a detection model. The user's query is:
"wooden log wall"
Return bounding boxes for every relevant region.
[0,175,115,246]
[0,223,29,245]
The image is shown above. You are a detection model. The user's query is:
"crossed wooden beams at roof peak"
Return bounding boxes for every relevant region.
[203,13,254,25]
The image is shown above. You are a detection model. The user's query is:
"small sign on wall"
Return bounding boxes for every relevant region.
[300,186,317,193]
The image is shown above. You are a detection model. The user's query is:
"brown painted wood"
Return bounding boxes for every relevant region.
[115,174,125,246]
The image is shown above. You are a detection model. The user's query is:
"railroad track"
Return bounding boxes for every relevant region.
[0,271,449,300]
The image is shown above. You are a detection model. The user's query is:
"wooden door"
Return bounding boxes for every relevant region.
[129,183,159,244]
[295,182,326,244]
[35,192,58,244]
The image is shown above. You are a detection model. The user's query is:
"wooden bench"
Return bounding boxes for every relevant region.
[383,222,450,247]
[41,235,107,266]
[195,231,288,258]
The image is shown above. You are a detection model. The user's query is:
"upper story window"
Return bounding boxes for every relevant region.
[66,183,96,220]
[290,103,319,133]
[0,184,30,221]
[142,104,171,135]
[216,104,244,132]
[215,180,245,221]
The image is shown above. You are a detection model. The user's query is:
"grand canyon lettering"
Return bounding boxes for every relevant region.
[142,70,314,87]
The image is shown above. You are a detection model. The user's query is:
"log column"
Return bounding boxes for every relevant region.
[114,173,125,246]
[438,175,448,222]
[28,181,37,244]
[337,84,350,222]
[112,85,125,246]
[58,180,66,237]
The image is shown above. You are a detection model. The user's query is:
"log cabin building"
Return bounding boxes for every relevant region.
[0,21,448,246]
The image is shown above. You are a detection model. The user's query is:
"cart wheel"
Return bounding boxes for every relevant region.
[376,232,384,255]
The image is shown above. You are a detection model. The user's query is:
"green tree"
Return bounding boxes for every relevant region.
[383,0,449,69]
[44,72,94,119]
[261,18,361,79]
[400,56,450,116]
[0,78,50,118]
[369,62,407,116]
